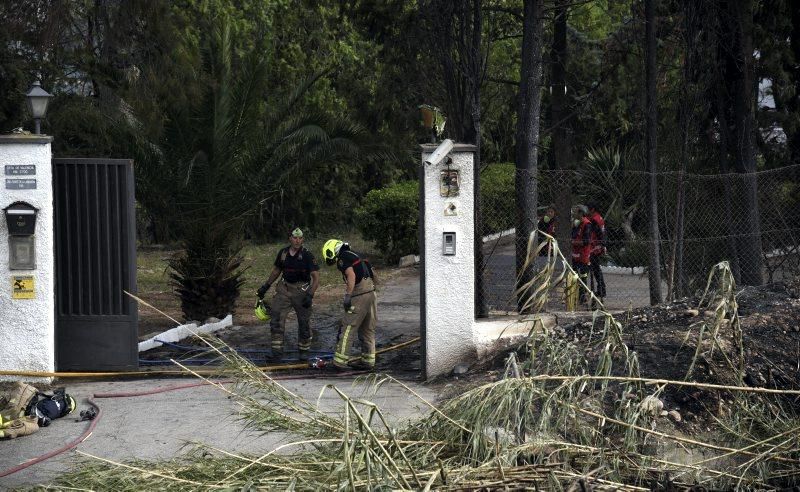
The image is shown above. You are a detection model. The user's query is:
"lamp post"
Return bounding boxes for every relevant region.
[25,80,53,135]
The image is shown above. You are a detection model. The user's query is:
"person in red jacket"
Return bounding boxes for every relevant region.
[586,202,607,300]
[570,205,591,304]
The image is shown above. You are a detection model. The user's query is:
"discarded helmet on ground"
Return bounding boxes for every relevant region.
[254,299,271,321]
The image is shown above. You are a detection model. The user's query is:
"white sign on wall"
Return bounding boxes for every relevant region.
[5,178,37,189]
[5,165,36,175]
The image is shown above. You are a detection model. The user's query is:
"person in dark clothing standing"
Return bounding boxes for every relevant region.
[570,205,591,304]
[537,205,557,256]
[321,238,378,371]
[586,203,607,300]
[257,228,320,360]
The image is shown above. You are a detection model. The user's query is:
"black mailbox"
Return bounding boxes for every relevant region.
[4,201,38,235]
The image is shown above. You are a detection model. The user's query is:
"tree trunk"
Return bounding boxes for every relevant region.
[515,0,545,312]
[728,0,763,286]
[551,0,573,252]
[715,86,743,284]
[645,0,663,305]
[471,0,487,317]
[672,0,699,300]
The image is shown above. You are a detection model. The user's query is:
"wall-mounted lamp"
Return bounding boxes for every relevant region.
[25,81,53,135]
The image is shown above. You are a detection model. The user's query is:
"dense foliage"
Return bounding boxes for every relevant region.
[355,181,420,263]
[353,164,517,263]
[3,0,798,304]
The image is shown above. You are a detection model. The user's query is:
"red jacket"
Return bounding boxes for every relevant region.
[588,211,606,256]
[571,217,591,265]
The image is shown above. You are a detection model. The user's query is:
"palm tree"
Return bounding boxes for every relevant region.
[123,20,371,321]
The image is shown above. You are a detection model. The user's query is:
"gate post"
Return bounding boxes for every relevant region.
[421,141,478,378]
[0,135,55,381]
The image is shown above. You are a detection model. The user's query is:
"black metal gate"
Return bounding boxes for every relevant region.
[52,158,137,371]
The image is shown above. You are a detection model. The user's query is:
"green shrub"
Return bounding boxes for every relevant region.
[355,181,419,263]
[355,164,516,262]
[480,163,515,235]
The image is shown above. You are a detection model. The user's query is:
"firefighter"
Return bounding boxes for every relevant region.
[570,205,592,305]
[537,205,556,256]
[321,239,378,371]
[257,228,320,360]
[587,202,607,301]
[537,205,556,237]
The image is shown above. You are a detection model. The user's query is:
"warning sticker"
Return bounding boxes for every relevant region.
[12,276,34,299]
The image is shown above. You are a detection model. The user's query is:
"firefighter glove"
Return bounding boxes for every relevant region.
[257,282,271,299]
[343,293,352,312]
[302,292,313,309]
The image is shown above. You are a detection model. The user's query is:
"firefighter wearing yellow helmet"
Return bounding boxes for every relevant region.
[257,228,320,360]
[322,239,378,370]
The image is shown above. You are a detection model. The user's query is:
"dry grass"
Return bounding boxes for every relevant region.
[36,232,800,490]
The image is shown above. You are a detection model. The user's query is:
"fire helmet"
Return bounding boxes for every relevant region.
[322,239,345,266]
[254,299,271,321]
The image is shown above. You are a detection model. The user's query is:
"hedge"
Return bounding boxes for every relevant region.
[355,164,517,263]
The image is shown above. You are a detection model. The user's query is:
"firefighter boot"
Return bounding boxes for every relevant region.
[347,359,375,371]
[270,341,284,361]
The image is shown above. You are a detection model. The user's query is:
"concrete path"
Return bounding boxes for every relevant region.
[0,375,437,489]
[1,265,428,490]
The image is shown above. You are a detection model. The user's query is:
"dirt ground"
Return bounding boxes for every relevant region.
[137,265,422,372]
[458,279,800,436]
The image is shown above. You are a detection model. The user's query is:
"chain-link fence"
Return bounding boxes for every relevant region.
[479,164,800,313]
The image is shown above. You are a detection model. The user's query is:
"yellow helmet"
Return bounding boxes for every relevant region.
[322,239,343,266]
[254,299,271,321]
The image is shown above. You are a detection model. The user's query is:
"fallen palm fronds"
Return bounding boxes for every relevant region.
[42,237,800,490]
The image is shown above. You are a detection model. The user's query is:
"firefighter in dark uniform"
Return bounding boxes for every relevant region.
[257,228,320,360]
[321,238,378,370]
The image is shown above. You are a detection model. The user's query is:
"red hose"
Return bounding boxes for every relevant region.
[0,370,366,478]
[0,397,102,478]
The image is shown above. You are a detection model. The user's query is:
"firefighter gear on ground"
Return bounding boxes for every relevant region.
[0,381,37,422]
[0,382,77,440]
[0,415,39,439]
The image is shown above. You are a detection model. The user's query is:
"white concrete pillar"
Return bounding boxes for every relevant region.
[0,135,55,381]
[421,142,477,378]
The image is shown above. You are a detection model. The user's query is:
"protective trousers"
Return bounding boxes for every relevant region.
[589,255,606,298]
[269,280,312,355]
[334,278,377,368]
[0,415,39,439]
